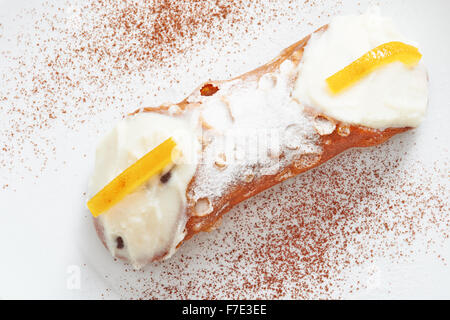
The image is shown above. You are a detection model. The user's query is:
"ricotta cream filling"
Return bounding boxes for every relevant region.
[88,112,199,268]
[293,13,428,129]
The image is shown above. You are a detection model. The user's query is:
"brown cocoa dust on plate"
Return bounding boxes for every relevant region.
[1,0,338,184]
[112,138,449,299]
[1,1,448,299]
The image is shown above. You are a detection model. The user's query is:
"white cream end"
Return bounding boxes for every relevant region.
[293,13,428,129]
[88,112,199,268]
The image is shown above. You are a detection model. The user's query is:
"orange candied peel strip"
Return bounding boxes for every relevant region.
[326,41,422,94]
[87,137,177,218]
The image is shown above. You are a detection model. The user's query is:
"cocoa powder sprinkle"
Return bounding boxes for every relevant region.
[1,0,447,299]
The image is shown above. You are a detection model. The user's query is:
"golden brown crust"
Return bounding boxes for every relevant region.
[181,124,408,243]
[120,24,410,260]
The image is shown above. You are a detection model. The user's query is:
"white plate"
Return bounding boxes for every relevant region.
[0,0,449,299]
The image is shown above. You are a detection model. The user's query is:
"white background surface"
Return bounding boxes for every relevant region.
[0,0,449,299]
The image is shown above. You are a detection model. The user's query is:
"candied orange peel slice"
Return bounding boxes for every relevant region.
[326,41,422,94]
[87,137,177,217]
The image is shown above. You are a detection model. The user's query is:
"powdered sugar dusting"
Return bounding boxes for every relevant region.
[184,60,321,204]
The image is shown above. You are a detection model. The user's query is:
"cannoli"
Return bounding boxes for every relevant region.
[87,13,428,268]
